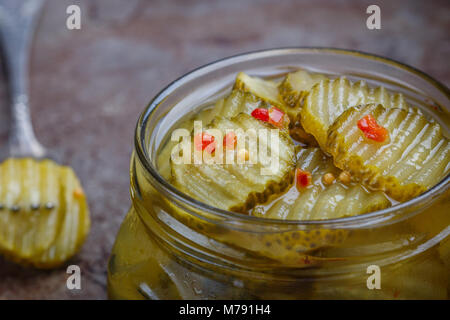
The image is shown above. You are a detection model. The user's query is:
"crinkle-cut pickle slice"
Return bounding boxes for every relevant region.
[211,72,288,119]
[278,70,328,146]
[171,113,296,213]
[0,158,90,267]
[159,72,292,180]
[233,72,284,109]
[279,69,328,109]
[157,107,218,180]
[209,87,269,120]
[301,77,410,149]
[327,104,450,202]
[0,158,63,259]
[30,166,90,268]
[252,148,391,220]
[212,72,318,145]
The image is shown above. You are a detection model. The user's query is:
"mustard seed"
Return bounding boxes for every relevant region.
[339,171,351,184]
[322,173,335,185]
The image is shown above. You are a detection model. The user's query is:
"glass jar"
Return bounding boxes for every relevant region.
[107,48,450,300]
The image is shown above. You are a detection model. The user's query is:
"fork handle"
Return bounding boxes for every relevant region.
[0,0,46,158]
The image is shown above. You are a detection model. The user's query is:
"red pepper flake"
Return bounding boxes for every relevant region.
[357,114,389,143]
[251,107,289,128]
[251,108,269,122]
[194,132,215,152]
[296,168,312,189]
[223,131,237,149]
[204,141,216,154]
[268,106,287,128]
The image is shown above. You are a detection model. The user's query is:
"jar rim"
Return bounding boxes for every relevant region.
[135,47,450,228]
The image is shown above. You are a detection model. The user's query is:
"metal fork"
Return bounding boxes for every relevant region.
[0,0,57,212]
[0,0,46,159]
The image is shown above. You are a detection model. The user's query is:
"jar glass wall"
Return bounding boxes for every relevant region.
[107,48,450,300]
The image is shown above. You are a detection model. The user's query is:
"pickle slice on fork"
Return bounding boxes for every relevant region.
[0,158,63,260]
[30,166,90,268]
[171,113,296,213]
[301,77,410,149]
[0,158,90,267]
[252,148,391,220]
[327,104,450,202]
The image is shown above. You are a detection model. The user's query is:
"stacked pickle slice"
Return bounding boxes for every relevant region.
[0,158,90,268]
[171,113,296,213]
[252,148,390,220]
[301,77,410,149]
[163,69,449,277]
[327,104,450,201]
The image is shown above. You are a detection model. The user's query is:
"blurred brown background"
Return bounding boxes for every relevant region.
[0,0,448,299]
